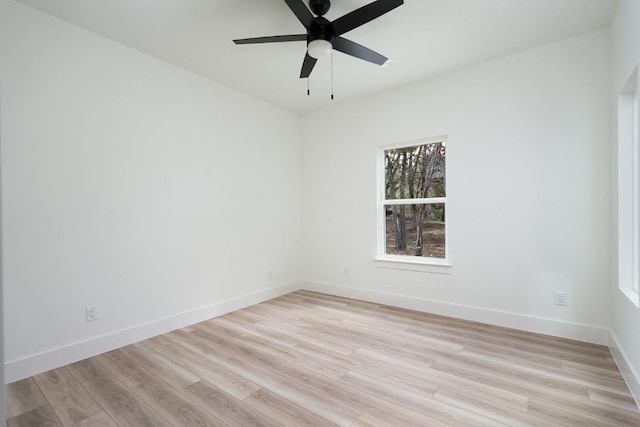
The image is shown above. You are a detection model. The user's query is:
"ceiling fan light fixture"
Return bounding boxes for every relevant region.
[307,39,332,60]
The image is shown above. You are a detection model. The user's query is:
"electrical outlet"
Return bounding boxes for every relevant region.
[86,306,98,322]
[555,292,567,306]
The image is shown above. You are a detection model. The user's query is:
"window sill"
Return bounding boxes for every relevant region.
[373,257,452,274]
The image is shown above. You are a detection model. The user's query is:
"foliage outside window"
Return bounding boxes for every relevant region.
[378,138,447,263]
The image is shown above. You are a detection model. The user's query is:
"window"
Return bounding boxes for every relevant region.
[376,137,448,268]
[618,66,640,306]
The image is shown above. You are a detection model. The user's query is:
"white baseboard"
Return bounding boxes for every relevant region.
[609,331,640,408]
[300,280,610,345]
[5,281,300,383]
[6,279,614,383]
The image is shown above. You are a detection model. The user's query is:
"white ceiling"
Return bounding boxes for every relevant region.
[17,0,617,113]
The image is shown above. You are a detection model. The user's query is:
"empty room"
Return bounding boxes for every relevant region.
[2,0,640,425]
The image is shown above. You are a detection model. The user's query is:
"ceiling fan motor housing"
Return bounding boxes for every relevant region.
[308,16,334,44]
[309,0,331,16]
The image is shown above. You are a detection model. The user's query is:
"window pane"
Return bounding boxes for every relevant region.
[384,203,445,258]
[384,142,446,200]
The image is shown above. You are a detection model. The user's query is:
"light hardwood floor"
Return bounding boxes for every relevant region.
[6,290,640,426]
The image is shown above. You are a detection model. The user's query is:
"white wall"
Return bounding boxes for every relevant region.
[610,0,640,403]
[300,30,611,343]
[0,0,301,380]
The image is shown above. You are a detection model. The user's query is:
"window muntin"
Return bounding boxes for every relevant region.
[378,138,447,263]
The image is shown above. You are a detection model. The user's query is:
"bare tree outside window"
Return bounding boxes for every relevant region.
[382,140,446,259]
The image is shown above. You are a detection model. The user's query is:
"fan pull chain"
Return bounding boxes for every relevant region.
[307,78,310,96]
[330,51,334,100]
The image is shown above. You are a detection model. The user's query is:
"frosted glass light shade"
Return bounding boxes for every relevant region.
[307,39,332,60]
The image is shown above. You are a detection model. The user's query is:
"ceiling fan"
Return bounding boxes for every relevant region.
[233,0,404,79]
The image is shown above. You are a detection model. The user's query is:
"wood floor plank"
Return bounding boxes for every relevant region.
[142,334,259,400]
[340,370,505,426]
[408,324,616,369]
[220,310,261,327]
[122,342,201,389]
[233,333,349,380]
[128,374,222,427]
[433,387,539,426]
[164,329,234,363]
[354,405,448,427]
[72,412,117,427]
[349,352,441,398]
[341,317,465,353]
[561,359,629,386]
[95,349,150,388]
[67,358,172,427]
[185,380,280,427]
[298,315,464,357]
[532,392,640,426]
[431,350,592,399]
[33,367,102,426]
[7,404,63,427]
[246,303,305,322]
[526,398,635,427]
[352,346,435,373]
[349,417,382,427]
[6,290,639,426]
[219,355,359,426]
[247,319,356,355]
[244,389,337,427]
[459,347,630,394]
[292,342,359,370]
[588,388,640,412]
[6,377,48,419]
[352,349,527,413]
[98,348,224,426]
[211,316,301,348]
[385,306,612,360]
[194,318,245,339]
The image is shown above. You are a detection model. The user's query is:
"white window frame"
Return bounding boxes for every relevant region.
[618,66,640,307]
[374,136,451,273]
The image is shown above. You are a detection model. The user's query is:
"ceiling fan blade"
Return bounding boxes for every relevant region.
[300,53,317,78]
[233,34,307,45]
[284,0,314,29]
[332,37,387,65]
[332,0,404,36]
